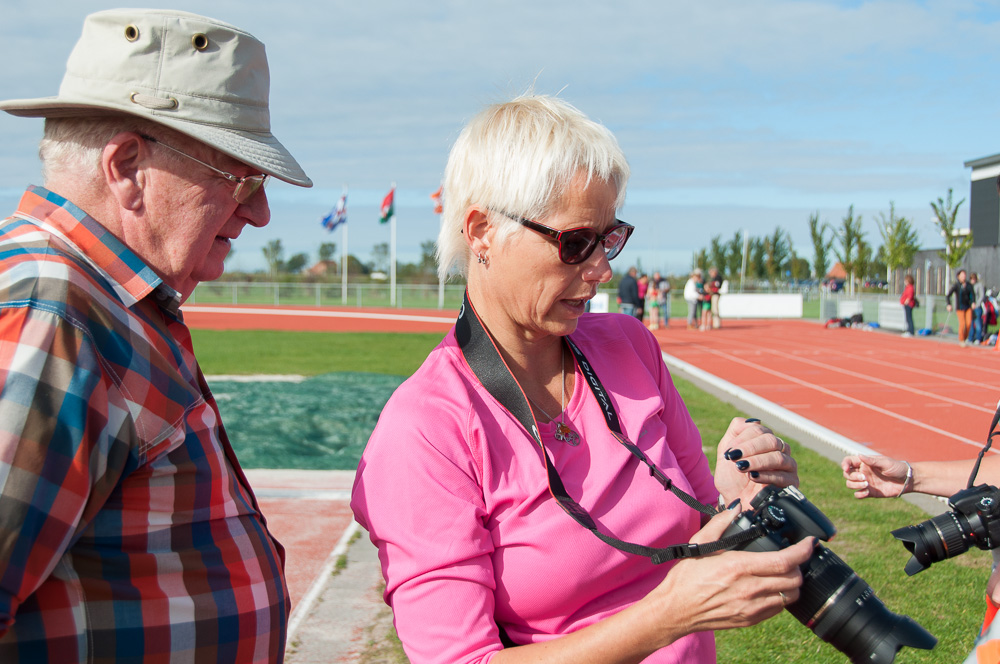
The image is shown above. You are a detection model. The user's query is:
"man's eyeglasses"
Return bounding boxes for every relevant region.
[140,135,268,204]
[504,213,634,265]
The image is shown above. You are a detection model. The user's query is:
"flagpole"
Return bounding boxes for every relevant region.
[390,181,397,307]
[341,219,348,305]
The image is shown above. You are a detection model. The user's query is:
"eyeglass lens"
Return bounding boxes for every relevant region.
[561,225,631,264]
[233,176,267,204]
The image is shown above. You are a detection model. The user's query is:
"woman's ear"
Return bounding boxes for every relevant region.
[464,206,492,260]
[101,132,146,211]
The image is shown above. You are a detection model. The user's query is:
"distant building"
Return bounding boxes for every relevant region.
[306,260,338,277]
[903,154,1000,294]
[964,153,1000,247]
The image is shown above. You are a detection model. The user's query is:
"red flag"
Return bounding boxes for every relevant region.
[430,185,443,214]
[379,187,395,224]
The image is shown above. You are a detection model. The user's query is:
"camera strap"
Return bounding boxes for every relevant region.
[455,291,766,563]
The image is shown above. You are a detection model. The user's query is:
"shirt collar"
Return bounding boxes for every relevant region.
[15,186,182,313]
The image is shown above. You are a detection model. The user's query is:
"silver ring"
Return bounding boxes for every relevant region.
[779,591,788,607]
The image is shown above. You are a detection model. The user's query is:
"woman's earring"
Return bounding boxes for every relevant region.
[478,253,489,266]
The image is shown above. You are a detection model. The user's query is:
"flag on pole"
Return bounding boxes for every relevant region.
[321,193,348,232]
[430,185,443,214]
[379,186,395,224]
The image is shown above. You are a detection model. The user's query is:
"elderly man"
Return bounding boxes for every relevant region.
[0,9,311,663]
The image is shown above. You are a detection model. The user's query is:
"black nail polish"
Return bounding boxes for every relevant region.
[724,448,743,461]
[727,498,741,510]
[736,460,750,471]
[749,471,760,479]
[745,418,761,424]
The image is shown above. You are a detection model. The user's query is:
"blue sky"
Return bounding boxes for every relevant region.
[2,0,999,277]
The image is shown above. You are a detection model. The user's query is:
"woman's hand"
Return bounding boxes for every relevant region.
[841,454,909,499]
[715,418,798,507]
[645,508,813,646]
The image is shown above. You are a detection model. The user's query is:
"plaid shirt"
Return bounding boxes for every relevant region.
[0,187,289,663]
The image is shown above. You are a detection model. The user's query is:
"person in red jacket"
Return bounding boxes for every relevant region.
[900,274,917,337]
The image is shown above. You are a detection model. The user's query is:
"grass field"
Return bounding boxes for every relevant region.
[193,328,988,662]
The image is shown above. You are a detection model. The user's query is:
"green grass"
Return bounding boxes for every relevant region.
[194,328,984,661]
[190,329,445,376]
[676,375,988,663]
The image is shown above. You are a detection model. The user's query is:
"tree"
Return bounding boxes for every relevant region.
[691,249,707,273]
[833,205,864,295]
[764,227,790,283]
[318,242,337,263]
[371,242,390,273]
[748,237,766,281]
[284,252,309,274]
[419,240,437,275]
[855,238,873,287]
[808,212,832,279]
[875,202,921,291]
[931,188,972,284]
[262,239,283,278]
[725,232,743,286]
[709,235,727,275]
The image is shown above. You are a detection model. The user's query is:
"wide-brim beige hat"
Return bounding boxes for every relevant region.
[0,8,312,187]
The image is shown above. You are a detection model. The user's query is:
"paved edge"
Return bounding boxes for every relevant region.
[286,519,362,647]
[661,351,947,516]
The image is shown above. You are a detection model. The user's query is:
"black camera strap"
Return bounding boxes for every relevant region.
[455,291,765,563]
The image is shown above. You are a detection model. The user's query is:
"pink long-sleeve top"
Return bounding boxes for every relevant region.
[351,313,720,663]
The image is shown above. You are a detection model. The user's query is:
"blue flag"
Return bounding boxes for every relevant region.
[322,194,347,232]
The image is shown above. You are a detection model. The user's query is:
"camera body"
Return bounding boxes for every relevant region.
[724,485,936,664]
[892,483,1000,576]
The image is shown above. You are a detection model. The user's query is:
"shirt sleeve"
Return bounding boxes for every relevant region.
[352,387,503,664]
[0,306,132,635]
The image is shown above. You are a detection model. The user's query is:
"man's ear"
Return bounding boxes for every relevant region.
[101,132,146,211]
[464,206,492,259]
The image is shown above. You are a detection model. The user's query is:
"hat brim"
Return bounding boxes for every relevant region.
[1,97,313,188]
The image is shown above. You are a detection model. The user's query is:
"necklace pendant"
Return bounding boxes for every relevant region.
[554,423,580,446]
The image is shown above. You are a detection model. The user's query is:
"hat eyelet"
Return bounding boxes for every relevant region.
[124,25,140,42]
[191,33,209,51]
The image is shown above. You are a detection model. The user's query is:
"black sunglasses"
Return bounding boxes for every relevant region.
[504,213,634,265]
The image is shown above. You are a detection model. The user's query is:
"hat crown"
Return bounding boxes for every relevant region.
[60,9,270,132]
[0,8,311,187]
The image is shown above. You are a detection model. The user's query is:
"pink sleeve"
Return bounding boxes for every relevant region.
[351,386,503,664]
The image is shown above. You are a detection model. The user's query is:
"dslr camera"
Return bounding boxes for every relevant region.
[723,485,937,663]
[892,484,1000,575]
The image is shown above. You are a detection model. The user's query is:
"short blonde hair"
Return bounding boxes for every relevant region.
[436,94,629,281]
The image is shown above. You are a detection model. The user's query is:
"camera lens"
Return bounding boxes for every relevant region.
[789,545,937,663]
[892,511,971,576]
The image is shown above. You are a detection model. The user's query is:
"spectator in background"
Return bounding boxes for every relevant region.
[971,272,986,345]
[637,273,649,322]
[617,266,641,318]
[652,271,670,329]
[646,276,661,330]
[900,274,917,338]
[0,9,312,662]
[684,268,703,329]
[945,269,975,346]
[708,267,723,330]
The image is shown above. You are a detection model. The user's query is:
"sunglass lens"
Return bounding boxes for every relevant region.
[560,230,598,264]
[604,225,632,260]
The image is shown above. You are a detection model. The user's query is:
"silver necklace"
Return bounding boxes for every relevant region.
[526,346,580,446]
